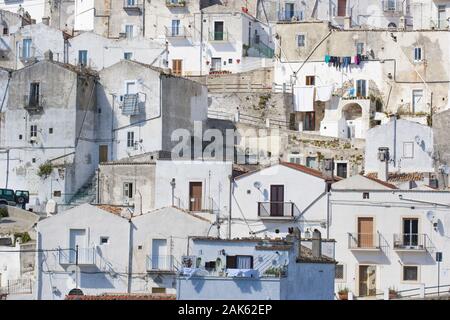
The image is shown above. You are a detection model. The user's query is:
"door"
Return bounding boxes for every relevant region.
[171,19,180,36]
[347,123,355,139]
[305,76,315,86]
[336,163,348,178]
[303,112,315,131]
[172,59,182,76]
[214,21,224,40]
[337,0,347,17]
[270,185,284,217]
[211,58,222,72]
[359,265,376,296]
[438,5,446,28]
[99,145,108,163]
[412,90,423,113]
[357,217,373,248]
[69,229,86,263]
[152,239,167,270]
[189,182,202,211]
[403,218,419,247]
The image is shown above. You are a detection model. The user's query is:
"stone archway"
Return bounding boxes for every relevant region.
[342,103,363,121]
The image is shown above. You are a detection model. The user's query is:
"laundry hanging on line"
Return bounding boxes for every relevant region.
[324,54,363,68]
[315,85,334,102]
[293,86,315,112]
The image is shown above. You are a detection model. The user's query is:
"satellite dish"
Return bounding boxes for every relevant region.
[415,136,421,144]
[426,211,436,223]
[254,181,262,189]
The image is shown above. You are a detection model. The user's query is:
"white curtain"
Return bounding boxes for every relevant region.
[236,256,252,269]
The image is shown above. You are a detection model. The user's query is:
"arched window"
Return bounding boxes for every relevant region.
[388,22,397,29]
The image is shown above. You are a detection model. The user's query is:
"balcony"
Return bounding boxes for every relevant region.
[23,94,44,113]
[277,10,304,22]
[120,94,142,116]
[165,26,188,38]
[166,0,187,8]
[348,232,381,251]
[59,247,96,266]
[123,0,142,13]
[209,31,229,42]
[257,202,297,220]
[393,234,431,252]
[147,255,180,274]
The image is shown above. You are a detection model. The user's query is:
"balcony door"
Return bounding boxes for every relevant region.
[337,0,347,17]
[403,218,419,247]
[270,185,284,217]
[151,239,167,270]
[69,229,86,263]
[172,59,182,76]
[285,3,294,20]
[357,217,373,248]
[214,21,224,40]
[189,181,202,211]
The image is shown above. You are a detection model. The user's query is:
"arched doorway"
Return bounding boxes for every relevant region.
[342,103,363,139]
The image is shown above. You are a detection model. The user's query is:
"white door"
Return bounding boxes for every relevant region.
[69,229,86,263]
[152,239,168,270]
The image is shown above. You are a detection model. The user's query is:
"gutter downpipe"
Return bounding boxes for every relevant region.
[228,174,233,239]
[127,218,134,294]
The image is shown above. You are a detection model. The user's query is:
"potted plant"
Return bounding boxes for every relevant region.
[338,287,349,300]
[389,287,399,299]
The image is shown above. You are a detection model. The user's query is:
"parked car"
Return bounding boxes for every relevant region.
[0,189,30,209]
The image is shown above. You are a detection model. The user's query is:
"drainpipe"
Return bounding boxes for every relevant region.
[127,218,134,294]
[326,190,330,239]
[142,0,146,38]
[228,174,233,239]
[200,11,204,76]
[110,94,115,160]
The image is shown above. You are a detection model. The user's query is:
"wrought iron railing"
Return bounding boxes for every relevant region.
[0,279,33,295]
[59,247,96,265]
[166,0,187,7]
[348,232,380,249]
[258,201,298,218]
[277,10,304,22]
[123,0,143,10]
[23,94,44,111]
[147,255,180,272]
[393,233,430,251]
[165,26,187,38]
[209,31,228,42]
[382,0,404,13]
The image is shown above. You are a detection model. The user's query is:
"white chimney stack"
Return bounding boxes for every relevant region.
[377,147,390,182]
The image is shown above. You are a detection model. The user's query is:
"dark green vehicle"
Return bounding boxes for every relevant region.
[0,189,30,209]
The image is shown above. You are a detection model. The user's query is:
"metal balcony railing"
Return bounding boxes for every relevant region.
[59,247,96,266]
[147,255,180,272]
[121,94,142,116]
[209,31,228,42]
[165,26,187,38]
[277,10,304,22]
[23,94,44,112]
[250,36,274,59]
[166,0,187,7]
[123,0,142,11]
[393,233,430,251]
[348,232,381,250]
[258,202,296,218]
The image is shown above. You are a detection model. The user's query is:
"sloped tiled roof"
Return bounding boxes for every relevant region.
[364,175,399,189]
[366,172,425,183]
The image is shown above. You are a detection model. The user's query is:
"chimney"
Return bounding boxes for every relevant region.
[44,50,53,61]
[323,158,335,181]
[42,16,50,26]
[312,229,322,258]
[377,147,390,182]
[344,16,352,29]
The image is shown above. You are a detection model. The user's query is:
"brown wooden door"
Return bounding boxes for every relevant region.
[99,145,108,163]
[338,0,347,16]
[358,217,373,248]
[172,59,182,76]
[270,185,284,216]
[305,76,315,86]
[189,182,202,211]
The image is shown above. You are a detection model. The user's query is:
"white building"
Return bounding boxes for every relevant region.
[0,0,45,23]
[35,204,211,299]
[365,118,435,175]
[328,174,450,298]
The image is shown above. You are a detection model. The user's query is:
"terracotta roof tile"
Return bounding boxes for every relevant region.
[364,175,399,189]
[366,172,425,183]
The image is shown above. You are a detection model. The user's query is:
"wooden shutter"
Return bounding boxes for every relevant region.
[226,255,237,268]
[172,59,182,76]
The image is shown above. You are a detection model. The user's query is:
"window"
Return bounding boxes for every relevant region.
[78,50,88,66]
[22,39,32,59]
[125,25,134,39]
[171,19,180,36]
[285,3,294,20]
[214,21,224,41]
[127,131,135,148]
[29,82,40,106]
[412,89,424,113]
[336,162,348,178]
[226,255,254,269]
[335,264,345,281]
[30,125,37,138]
[289,153,301,164]
[356,79,367,97]
[3,25,8,35]
[403,142,414,158]
[305,76,315,86]
[100,237,109,245]
[124,52,133,60]
[414,47,422,62]
[402,218,419,246]
[49,128,53,134]
[228,58,233,64]
[123,182,133,199]
[356,42,364,55]
[211,58,222,72]
[297,34,305,47]
[363,192,370,199]
[306,156,317,168]
[403,266,418,282]
[53,191,61,197]
[19,134,23,140]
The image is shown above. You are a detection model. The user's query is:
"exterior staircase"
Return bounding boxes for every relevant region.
[65,174,97,210]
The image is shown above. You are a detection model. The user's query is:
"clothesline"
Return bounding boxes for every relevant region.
[325,54,364,69]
